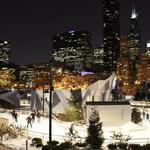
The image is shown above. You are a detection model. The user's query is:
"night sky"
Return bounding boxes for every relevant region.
[0,0,150,65]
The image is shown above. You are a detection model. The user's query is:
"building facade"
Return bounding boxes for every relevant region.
[0,40,10,66]
[116,36,130,94]
[102,0,120,72]
[19,65,34,87]
[146,41,150,57]
[137,54,150,82]
[52,31,92,72]
[93,46,104,72]
[128,8,140,83]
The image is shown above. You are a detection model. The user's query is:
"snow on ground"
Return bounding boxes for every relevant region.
[0,110,150,149]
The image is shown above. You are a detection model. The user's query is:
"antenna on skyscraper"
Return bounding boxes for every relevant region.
[131,5,138,19]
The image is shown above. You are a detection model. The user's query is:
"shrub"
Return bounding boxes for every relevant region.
[42,145,51,150]
[0,123,8,140]
[107,143,117,149]
[47,140,59,146]
[7,124,25,138]
[129,144,141,150]
[58,141,72,149]
[118,142,128,149]
[74,142,87,147]
[143,144,150,150]
[65,123,79,142]
[42,140,59,150]
[111,132,131,145]
[31,137,43,147]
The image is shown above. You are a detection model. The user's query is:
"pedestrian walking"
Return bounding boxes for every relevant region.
[146,112,149,122]
[26,116,32,128]
[36,110,41,123]
[142,110,146,120]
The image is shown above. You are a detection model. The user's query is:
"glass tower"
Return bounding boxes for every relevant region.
[102,0,120,72]
[128,7,140,83]
[52,31,92,72]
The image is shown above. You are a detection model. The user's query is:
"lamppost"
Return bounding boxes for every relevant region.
[49,59,53,142]
[42,85,45,115]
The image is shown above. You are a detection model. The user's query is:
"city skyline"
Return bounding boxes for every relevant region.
[0,0,150,65]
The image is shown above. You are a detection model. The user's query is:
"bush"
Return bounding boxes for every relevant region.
[42,140,59,150]
[42,145,51,150]
[0,123,8,140]
[47,140,59,146]
[58,141,72,149]
[143,144,150,150]
[74,142,87,147]
[129,144,141,150]
[31,137,43,147]
[107,143,117,149]
[118,143,128,149]
[7,124,25,138]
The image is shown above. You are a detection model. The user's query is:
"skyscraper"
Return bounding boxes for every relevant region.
[52,31,92,72]
[93,46,104,72]
[128,7,140,83]
[146,41,150,57]
[0,40,10,66]
[117,36,130,83]
[102,0,120,72]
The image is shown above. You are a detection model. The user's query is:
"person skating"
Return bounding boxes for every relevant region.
[30,111,36,123]
[14,112,19,122]
[10,109,18,122]
[26,116,32,128]
[36,110,41,123]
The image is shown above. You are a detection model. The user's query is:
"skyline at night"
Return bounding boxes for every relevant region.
[0,0,150,65]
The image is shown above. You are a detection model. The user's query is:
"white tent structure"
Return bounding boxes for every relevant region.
[82,73,115,108]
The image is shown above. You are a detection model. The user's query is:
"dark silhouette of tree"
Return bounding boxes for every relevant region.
[131,108,142,124]
[86,108,104,149]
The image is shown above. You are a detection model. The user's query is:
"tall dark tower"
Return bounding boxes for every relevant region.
[102,0,120,72]
[128,7,140,83]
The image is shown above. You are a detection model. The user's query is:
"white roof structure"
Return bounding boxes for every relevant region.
[82,73,115,108]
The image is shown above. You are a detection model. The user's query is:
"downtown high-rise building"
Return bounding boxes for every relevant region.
[102,0,120,72]
[52,31,92,72]
[146,41,150,57]
[0,40,10,66]
[128,7,140,83]
[93,46,104,72]
[117,36,130,84]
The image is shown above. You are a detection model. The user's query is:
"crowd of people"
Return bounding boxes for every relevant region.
[10,109,41,128]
